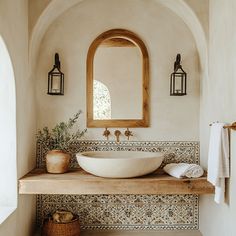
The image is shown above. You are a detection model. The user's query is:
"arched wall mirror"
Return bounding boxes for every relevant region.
[87,29,149,128]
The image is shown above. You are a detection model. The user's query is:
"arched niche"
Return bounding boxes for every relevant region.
[29,0,208,78]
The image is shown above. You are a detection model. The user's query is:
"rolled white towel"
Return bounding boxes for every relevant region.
[163,163,204,178]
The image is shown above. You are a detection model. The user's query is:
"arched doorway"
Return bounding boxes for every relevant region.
[0,35,17,223]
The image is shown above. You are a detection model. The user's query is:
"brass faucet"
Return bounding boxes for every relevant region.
[114,130,121,143]
[103,128,110,140]
[124,128,133,140]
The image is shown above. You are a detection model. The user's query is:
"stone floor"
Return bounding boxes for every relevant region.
[36,230,202,236]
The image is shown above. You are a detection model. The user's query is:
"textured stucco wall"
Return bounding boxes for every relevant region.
[199,0,236,236]
[0,0,36,235]
[35,0,200,142]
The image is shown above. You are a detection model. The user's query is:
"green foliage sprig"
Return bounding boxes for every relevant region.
[36,111,87,151]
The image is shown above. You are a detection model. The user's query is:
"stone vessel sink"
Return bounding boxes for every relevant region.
[76,151,164,178]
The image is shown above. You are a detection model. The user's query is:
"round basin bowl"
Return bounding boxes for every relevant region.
[76,151,164,178]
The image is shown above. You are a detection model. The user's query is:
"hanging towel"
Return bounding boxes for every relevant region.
[163,163,204,178]
[207,123,230,204]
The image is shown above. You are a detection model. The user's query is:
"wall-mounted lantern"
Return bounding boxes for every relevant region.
[47,53,64,95]
[170,54,187,96]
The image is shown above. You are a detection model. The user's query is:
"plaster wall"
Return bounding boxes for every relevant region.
[28,0,51,36]
[36,0,200,141]
[184,0,209,40]
[199,0,236,235]
[0,0,36,235]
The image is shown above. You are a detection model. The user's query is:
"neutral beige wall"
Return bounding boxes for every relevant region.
[0,0,36,235]
[36,0,200,141]
[185,0,209,40]
[28,0,51,35]
[200,0,236,235]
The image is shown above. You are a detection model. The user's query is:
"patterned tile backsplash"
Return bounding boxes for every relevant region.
[36,140,200,230]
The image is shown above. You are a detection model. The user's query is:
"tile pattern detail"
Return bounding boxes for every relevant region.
[37,194,198,230]
[36,140,199,230]
[36,140,199,169]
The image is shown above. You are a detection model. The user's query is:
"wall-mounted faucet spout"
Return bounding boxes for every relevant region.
[114,130,121,143]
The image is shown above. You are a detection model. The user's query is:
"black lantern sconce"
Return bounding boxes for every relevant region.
[47,53,64,95]
[170,54,187,96]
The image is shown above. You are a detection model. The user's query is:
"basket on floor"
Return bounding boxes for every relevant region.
[42,216,80,236]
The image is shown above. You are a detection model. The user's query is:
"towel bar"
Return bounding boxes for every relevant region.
[209,122,236,130]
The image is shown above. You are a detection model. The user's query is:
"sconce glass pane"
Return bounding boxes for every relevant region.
[51,75,61,93]
[174,75,182,94]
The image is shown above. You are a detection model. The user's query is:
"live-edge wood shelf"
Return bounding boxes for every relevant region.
[19,168,214,195]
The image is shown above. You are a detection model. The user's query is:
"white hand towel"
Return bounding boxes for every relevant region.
[207,123,230,204]
[163,163,204,178]
[184,164,204,178]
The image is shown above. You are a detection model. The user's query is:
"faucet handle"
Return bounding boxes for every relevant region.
[103,128,110,140]
[124,128,133,140]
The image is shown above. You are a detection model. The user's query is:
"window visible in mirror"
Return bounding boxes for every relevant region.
[93,80,111,119]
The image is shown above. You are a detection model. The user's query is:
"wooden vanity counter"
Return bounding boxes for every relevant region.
[19,169,214,194]
[19,168,214,195]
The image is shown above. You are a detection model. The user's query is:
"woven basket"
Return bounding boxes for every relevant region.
[42,217,80,236]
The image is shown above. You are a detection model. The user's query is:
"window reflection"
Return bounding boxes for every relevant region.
[93,80,111,119]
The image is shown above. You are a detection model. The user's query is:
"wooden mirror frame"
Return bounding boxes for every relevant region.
[87,29,149,128]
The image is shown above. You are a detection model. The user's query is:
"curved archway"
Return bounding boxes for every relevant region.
[29,0,208,76]
[0,35,17,223]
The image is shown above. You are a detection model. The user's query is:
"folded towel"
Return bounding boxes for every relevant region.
[163,163,204,178]
[207,123,230,204]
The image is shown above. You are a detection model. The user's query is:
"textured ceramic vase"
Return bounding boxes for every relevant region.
[46,150,71,174]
